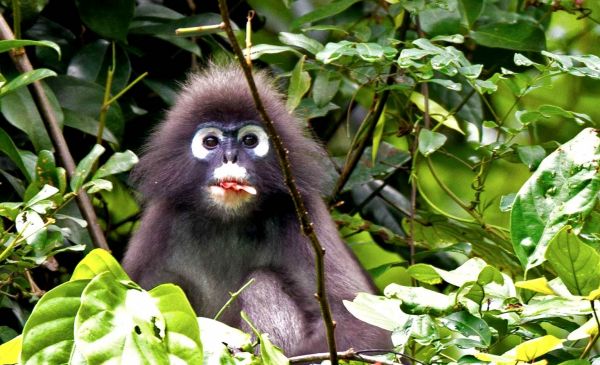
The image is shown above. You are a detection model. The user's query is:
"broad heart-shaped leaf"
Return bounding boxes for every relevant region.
[70,144,105,192]
[440,311,492,347]
[470,20,546,52]
[75,272,169,364]
[286,56,311,112]
[418,129,447,157]
[511,128,600,270]
[71,248,130,281]
[75,0,134,41]
[21,280,88,365]
[92,150,139,179]
[149,284,203,364]
[0,39,61,57]
[546,226,600,297]
[0,69,57,97]
[0,86,53,152]
[197,317,254,364]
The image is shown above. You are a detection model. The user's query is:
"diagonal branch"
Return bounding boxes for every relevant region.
[216,1,339,363]
[0,14,109,251]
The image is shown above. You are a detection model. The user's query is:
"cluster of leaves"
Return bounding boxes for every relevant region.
[0,249,288,365]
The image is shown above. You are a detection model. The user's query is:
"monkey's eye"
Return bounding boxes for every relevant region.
[203,136,219,149]
[241,134,258,148]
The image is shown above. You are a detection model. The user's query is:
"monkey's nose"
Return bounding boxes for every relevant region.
[223,150,238,163]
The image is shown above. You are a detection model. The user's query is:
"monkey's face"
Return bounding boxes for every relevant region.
[190,121,274,215]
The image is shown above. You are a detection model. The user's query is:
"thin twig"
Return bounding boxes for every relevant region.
[216,1,339,363]
[0,14,109,251]
[214,278,255,321]
[288,349,403,365]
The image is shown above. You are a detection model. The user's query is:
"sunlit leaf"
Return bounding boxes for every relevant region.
[410,92,464,134]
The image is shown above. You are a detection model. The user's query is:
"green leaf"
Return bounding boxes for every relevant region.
[355,43,385,62]
[546,226,600,297]
[441,311,492,347]
[241,312,289,365]
[63,109,119,145]
[371,107,386,163]
[312,70,341,107]
[0,87,53,152]
[343,293,408,331]
[511,128,600,270]
[407,263,442,285]
[418,129,447,157]
[248,44,300,60]
[71,248,130,281]
[384,284,454,316]
[197,317,254,363]
[278,32,324,54]
[15,210,47,246]
[0,39,60,57]
[83,178,113,194]
[0,69,56,96]
[0,127,33,181]
[21,280,88,365]
[149,284,203,364]
[410,92,464,134]
[470,20,546,51]
[515,145,546,171]
[93,150,139,179]
[291,0,361,30]
[70,144,105,192]
[25,184,59,208]
[75,0,135,41]
[286,56,311,112]
[75,272,169,364]
[457,0,483,28]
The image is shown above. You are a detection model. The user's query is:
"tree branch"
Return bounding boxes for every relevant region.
[0,14,109,251]
[289,349,404,365]
[216,1,339,363]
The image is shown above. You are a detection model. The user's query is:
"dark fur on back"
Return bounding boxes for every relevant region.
[123,64,391,355]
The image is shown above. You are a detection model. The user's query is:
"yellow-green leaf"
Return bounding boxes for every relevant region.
[515,277,556,295]
[71,248,130,281]
[0,335,21,364]
[568,316,598,341]
[514,335,563,361]
[410,92,464,134]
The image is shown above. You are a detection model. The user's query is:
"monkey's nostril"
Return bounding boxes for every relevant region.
[224,150,238,163]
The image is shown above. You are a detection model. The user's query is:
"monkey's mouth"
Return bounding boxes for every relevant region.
[210,179,257,195]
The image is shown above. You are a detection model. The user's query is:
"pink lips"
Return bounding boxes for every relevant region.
[218,181,257,195]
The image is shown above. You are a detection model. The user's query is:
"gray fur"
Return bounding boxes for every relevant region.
[123,64,390,355]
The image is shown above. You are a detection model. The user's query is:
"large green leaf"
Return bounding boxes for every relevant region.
[75,0,135,41]
[511,128,600,270]
[149,284,203,364]
[0,87,53,152]
[440,311,492,347]
[343,293,407,331]
[470,20,546,52]
[546,226,600,297]
[0,69,57,97]
[71,248,130,281]
[92,150,139,180]
[286,56,311,112]
[70,144,105,192]
[384,284,454,316]
[75,272,169,364]
[62,109,119,145]
[21,280,88,365]
[291,0,362,30]
[0,39,60,57]
[0,127,33,181]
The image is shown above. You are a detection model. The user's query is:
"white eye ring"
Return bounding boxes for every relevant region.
[238,125,269,157]
[191,127,223,159]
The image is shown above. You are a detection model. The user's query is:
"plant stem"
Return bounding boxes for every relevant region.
[216,1,339,363]
[214,278,255,321]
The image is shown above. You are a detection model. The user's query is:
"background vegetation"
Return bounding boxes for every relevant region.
[0,0,599,364]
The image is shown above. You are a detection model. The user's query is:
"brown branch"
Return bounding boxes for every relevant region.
[216,1,339,363]
[0,14,109,251]
[289,349,403,365]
